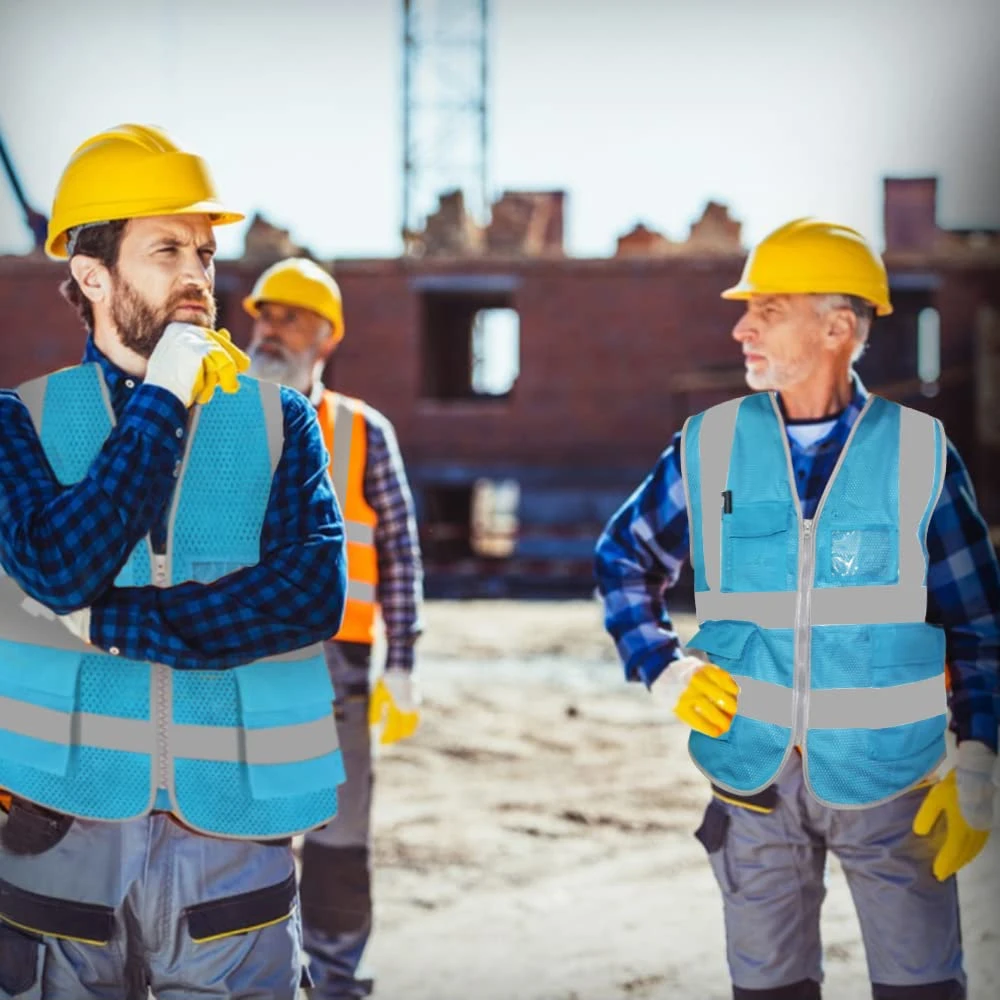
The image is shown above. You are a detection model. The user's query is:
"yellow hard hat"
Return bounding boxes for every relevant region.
[721,218,892,317]
[243,258,345,343]
[46,124,244,260]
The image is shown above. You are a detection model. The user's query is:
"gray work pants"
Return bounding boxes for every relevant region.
[696,751,965,999]
[300,641,374,1000]
[0,806,302,999]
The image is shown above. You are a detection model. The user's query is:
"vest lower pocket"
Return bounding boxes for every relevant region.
[234,658,341,800]
[0,644,81,777]
[685,619,758,669]
[721,501,795,592]
[806,718,946,805]
[867,716,947,765]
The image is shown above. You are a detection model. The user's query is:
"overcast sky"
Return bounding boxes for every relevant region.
[1,0,999,260]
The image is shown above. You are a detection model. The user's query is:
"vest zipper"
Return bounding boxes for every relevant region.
[152,554,170,794]
[154,405,199,805]
[792,519,814,746]
[770,392,876,754]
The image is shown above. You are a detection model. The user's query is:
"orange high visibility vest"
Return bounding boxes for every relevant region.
[316,390,378,644]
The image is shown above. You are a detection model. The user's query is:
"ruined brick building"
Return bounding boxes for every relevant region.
[1,178,998,597]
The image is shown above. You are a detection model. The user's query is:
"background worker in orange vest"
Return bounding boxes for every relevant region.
[244,257,424,1000]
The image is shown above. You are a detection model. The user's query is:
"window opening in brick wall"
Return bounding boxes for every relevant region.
[917,306,940,397]
[472,309,519,396]
[420,291,520,401]
[471,478,520,558]
[421,485,473,562]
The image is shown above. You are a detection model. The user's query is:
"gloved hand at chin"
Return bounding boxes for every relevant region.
[369,668,421,745]
[146,323,250,407]
[913,739,996,881]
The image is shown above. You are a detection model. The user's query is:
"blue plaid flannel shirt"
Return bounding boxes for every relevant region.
[355,402,424,673]
[594,375,1000,751]
[0,337,346,670]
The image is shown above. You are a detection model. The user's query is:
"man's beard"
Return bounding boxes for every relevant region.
[248,343,315,393]
[745,355,814,392]
[110,275,217,359]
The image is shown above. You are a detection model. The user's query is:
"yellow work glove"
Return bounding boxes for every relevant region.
[672,660,740,738]
[206,328,251,374]
[913,740,996,881]
[146,323,245,408]
[189,329,250,404]
[369,669,421,745]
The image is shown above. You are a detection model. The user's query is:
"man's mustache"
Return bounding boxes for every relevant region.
[168,289,214,315]
[253,340,290,360]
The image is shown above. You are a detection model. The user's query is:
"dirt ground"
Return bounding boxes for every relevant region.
[327,600,999,1000]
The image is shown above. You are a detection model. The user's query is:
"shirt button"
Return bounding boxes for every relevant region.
[125,379,135,389]
[109,646,120,656]
[173,460,181,478]
[175,428,184,439]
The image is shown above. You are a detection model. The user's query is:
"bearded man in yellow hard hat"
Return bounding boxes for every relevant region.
[243,257,424,1000]
[0,125,349,998]
[595,219,1000,999]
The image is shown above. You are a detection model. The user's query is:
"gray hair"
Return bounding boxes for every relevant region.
[814,294,876,363]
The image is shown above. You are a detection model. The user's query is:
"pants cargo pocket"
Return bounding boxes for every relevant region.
[185,872,298,944]
[0,922,43,999]
[694,798,739,894]
[0,799,74,856]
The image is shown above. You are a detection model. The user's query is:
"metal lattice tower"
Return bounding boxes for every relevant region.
[401,0,490,245]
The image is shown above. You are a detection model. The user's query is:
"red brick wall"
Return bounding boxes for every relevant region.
[214,255,747,471]
[1,252,995,518]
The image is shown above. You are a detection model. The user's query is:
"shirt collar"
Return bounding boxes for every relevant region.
[82,335,141,401]
[777,370,868,453]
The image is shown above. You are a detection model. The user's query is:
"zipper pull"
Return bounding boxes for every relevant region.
[153,554,168,588]
[803,520,813,539]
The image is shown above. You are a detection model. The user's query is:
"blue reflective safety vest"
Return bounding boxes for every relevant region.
[680,390,948,808]
[0,364,345,839]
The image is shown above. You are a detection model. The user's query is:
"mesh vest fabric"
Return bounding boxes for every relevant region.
[680,392,948,808]
[0,364,345,838]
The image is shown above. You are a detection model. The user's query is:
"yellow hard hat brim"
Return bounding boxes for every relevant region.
[720,282,893,317]
[243,293,346,344]
[241,291,332,321]
[47,202,244,260]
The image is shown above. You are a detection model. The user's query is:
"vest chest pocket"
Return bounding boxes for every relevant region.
[821,524,899,586]
[722,502,795,592]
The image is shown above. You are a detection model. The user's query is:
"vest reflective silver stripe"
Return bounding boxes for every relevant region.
[16,374,48,434]
[694,585,933,628]
[692,397,942,629]
[259,378,285,476]
[345,521,375,545]
[692,398,741,597]
[329,397,375,548]
[727,674,947,730]
[347,579,376,602]
[0,693,338,764]
[331,396,354,500]
[0,578,93,651]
